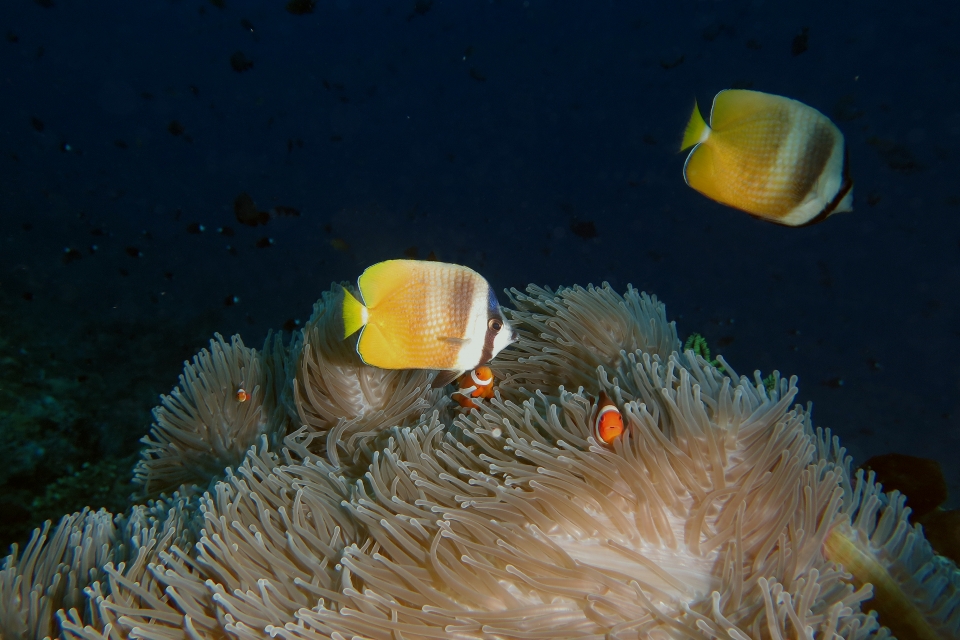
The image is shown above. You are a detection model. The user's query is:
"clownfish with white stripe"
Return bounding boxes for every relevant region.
[452,365,496,410]
[680,89,853,226]
[342,260,517,386]
[593,391,624,445]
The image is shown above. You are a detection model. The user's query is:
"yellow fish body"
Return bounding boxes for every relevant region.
[342,259,516,374]
[680,89,853,226]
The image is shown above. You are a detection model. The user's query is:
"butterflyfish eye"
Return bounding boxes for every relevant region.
[488,318,503,332]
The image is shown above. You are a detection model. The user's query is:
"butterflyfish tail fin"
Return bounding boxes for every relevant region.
[680,100,710,151]
[342,286,368,338]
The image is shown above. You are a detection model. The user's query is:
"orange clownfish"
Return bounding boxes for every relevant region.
[593,391,624,445]
[236,388,249,402]
[452,365,495,409]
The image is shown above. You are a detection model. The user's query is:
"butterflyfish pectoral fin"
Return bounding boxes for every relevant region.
[342,287,368,338]
[441,336,469,345]
[680,100,710,151]
[432,370,462,389]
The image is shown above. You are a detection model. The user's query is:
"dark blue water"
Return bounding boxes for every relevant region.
[1,0,958,536]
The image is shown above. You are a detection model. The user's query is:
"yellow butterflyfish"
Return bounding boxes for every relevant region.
[680,89,853,226]
[342,260,517,382]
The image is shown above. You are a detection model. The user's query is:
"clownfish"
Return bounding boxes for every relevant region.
[342,260,517,385]
[593,391,624,445]
[452,365,496,409]
[680,89,853,226]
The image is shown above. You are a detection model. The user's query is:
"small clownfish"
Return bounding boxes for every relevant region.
[452,365,495,409]
[342,259,518,386]
[593,391,624,445]
[236,388,249,402]
[680,89,853,226]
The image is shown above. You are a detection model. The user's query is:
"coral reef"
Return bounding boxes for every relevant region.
[2,283,959,639]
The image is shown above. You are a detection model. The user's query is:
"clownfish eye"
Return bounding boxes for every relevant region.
[488,318,503,332]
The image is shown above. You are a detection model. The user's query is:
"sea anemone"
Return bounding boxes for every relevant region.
[1,282,958,639]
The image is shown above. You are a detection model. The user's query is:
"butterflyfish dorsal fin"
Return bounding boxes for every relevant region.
[357,259,420,309]
[680,100,710,151]
[709,89,792,131]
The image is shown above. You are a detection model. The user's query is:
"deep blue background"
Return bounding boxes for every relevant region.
[2,1,958,501]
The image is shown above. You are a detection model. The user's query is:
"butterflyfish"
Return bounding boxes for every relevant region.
[593,391,624,445]
[452,365,496,409]
[342,260,517,382]
[680,89,853,226]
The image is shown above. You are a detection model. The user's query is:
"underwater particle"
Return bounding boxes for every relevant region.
[62,248,82,264]
[701,22,736,41]
[234,192,269,226]
[189,84,199,96]
[240,18,255,33]
[125,247,142,258]
[163,271,174,280]
[6,31,19,43]
[119,268,129,276]
[746,38,762,50]
[569,219,598,240]
[862,453,947,520]
[186,222,204,234]
[230,51,254,73]
[23,222,33,231]
[113,139,128,149]
[791,27,809,55]
[167,120,185,136]
[34,0,54,7]
[833,94,865,122]
[209,0,225,8]
[141,92,154,100]
[285,0,315,15]
[867,191,882,206]
[919,508,960,564]
[22,292,33,301]
[31,117,44,132]
[659,54,684,70]
[404,246,419,259]
[271,205,300,217]
[716,335,734,347]
[218,226,235,237]
[413,0,433,16]
[867,137,924,174]
[330,238,349,252]
[281,318,300,332]
[469,68,487,82]
[224,295,239,306]
[643,134,657,145]
[463,45,474,60]
[821,377,844,388]
[255,237,274,248]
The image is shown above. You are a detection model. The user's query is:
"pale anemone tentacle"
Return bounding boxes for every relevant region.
[2,282,958,639]
[134,333,281,497]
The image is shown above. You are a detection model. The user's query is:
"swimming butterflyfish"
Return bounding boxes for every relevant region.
[680,89,853,226]
[452,365,496,409]
[593,391,624,445]
[342,260,517,383]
